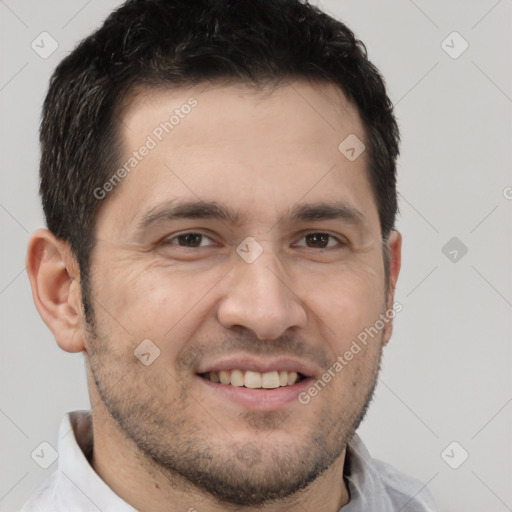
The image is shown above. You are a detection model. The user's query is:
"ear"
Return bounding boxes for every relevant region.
[382,230,402,345]
[26,229,85,353]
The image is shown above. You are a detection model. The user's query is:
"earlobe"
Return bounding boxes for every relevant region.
[382,230,402,345]
[26,229,86,353]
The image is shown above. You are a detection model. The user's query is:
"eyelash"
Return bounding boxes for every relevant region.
[162,231,346,250]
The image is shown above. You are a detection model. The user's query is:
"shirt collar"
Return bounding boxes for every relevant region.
[57,410,137,512]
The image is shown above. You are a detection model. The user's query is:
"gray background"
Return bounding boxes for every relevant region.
[1,1,511,510]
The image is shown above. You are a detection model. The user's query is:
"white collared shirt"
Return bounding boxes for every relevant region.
[21,410,437,511]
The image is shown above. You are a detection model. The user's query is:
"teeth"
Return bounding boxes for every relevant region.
[204,369,303,388]
[262,371,280,389]
[244,371,262,389]
[287,372,298,385]
[230,369,244,387]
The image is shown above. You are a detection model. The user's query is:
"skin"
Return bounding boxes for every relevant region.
[27,80,401,512]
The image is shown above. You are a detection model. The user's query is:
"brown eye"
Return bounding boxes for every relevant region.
[295,233,342,249]
[165,233,214,248]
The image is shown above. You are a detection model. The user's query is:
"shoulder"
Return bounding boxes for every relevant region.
[20,472,60,512]
[371,458,437,511]
[345,434,438,512]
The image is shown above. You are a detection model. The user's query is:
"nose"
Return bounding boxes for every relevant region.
[217,249,308,341]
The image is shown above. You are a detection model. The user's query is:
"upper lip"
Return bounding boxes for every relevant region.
[196,356,318,378]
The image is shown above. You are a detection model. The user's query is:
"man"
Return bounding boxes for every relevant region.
[23,0,437,510]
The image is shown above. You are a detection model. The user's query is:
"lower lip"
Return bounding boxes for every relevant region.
[197,376,313,410]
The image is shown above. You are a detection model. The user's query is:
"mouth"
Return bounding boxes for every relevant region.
[194,358,316,410]
[198,369,306,389]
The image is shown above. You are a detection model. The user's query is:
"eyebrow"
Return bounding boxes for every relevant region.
[137,199,365,231]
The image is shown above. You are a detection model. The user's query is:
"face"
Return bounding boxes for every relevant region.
[83,81,399,506]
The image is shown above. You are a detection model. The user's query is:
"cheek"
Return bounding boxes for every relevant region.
[90,256,224,355]
[90,244,386,359]
[301,258,386,343]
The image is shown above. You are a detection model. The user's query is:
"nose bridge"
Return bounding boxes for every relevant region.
[217,241,307,340]
[244,248,288,306]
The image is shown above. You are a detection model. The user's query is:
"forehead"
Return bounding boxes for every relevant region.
[99,80,378,235]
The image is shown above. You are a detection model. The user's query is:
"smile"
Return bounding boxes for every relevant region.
[195,357,316,409]
[199,369,305,389]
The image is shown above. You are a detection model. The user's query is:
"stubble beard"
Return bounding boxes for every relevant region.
[83,285,383,507]
[87,339,382,506]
